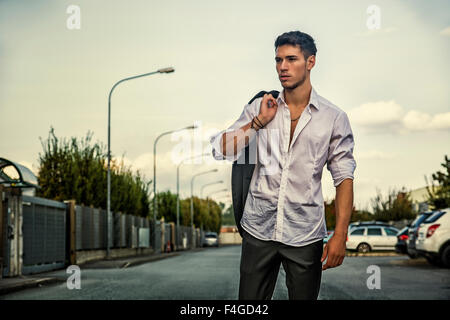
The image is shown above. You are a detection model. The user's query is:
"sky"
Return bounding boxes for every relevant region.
[1,0,449,212]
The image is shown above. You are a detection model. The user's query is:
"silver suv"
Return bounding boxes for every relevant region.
[346,226,399,252]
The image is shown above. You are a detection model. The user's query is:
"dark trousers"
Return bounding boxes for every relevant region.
[239,229,323,300]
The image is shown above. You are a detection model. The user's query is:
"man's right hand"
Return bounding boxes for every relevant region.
[258,93,278,126]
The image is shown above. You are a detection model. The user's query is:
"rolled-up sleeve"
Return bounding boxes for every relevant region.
[209,101,258,162]
[327,111,356,187]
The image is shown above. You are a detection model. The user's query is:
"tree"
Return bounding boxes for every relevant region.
[351,209,374,222]
[163,191,223,232]
[324,199,360,230]
[370,187,415,222]
[154,190,177,221]
[324,199,336,230]
[426,155,450,210]
[36,127,151,217]
[221,204,236,226]
[206,199,222,233]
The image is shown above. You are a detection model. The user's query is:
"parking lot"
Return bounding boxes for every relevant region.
[317,255,450,300]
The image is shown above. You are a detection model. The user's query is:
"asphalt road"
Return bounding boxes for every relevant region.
[1,245,449,300]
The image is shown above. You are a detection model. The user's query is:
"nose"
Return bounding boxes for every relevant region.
[280,59,288,72]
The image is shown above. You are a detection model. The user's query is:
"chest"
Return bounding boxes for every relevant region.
[289,121,297,144]
[289,108,305,145]
[261,105,331,154]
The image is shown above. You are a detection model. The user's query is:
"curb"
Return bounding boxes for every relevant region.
[79,252,181,269]
[120,252,181,269]
[0,277,63,296]
[345,251,404,257]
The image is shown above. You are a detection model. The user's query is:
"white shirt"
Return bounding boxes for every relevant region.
[210,87,356,247]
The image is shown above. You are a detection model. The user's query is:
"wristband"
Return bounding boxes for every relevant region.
[255,115,265,128]
[251,118,261,131]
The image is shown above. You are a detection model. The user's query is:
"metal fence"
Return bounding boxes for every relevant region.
[1,189,206,277]
[177,225,195,250]
[21,195,67,275]
[75,205,150,251]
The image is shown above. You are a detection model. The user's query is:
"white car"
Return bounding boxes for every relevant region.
[346,226,399,252]
[202,232,219,247]
[416,208,450,268]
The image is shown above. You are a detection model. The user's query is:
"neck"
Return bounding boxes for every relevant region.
[284,80,312,109]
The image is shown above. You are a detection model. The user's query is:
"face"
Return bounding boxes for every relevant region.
[275,44,315,90]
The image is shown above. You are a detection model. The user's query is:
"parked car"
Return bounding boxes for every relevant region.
[202,232,219,247]
[349,221,391,231]
[395,226,409,254]
[407,211,435,258]
[346,226,399,252]
[416,208,450,268]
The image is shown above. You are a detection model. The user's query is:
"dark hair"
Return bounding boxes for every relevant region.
[274,31,317,59]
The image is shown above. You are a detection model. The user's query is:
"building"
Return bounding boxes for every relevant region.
[219,225,242,245]
[408,186,432,213]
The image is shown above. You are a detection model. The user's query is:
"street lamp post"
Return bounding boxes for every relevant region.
[153,125,197,250]
[214,195,232,217]
[206,188,229,199]
[206,188,229,220]
[176,153,209,248]
[198,180,223,232]
[107,67,174,258]
[200,180,224,199]
[190,169,218,248]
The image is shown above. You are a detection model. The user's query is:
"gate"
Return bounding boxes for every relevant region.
[21,195,67,274]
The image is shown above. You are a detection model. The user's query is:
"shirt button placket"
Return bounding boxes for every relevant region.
[276,107,291,241]
[276,164,289,241]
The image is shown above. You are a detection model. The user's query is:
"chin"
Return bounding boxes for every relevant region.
[281,77,305,90]
[281,82,297,90]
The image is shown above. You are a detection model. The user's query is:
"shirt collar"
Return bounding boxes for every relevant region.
[277,86,320,110]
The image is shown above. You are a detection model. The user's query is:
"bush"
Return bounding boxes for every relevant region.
[36,127,151,217]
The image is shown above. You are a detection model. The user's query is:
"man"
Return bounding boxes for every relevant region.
[209,31,356,300]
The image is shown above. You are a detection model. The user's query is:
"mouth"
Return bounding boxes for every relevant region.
[280,75,290,81]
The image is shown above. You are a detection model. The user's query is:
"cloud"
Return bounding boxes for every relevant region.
[402,110,450,131]
[348,100,450,133]
[349,100,404,126]
[439,26,450,36]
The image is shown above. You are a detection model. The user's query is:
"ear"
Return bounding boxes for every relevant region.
[307,55,316,71]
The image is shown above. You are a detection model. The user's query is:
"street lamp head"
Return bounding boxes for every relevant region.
[158,67,175,73]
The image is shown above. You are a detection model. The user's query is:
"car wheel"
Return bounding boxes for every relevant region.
[357,243,371,253]
[425,256,443,267]
[407,252,417,259]
[440,245,450,268]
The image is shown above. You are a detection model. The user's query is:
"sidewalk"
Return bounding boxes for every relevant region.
[0,251,182,296]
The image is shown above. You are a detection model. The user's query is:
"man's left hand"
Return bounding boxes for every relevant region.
[321,233,347,271]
